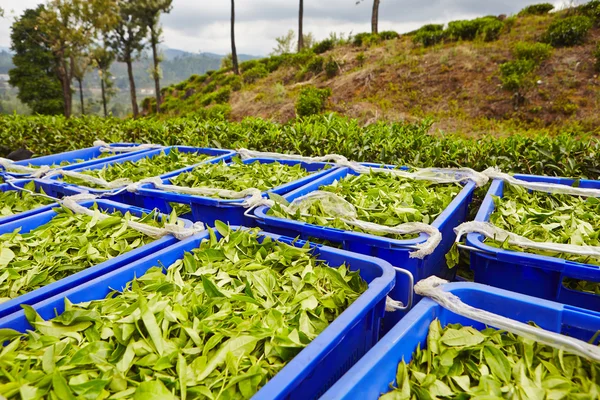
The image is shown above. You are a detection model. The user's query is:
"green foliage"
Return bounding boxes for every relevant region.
[306,56,324,74]
[262,55,285,72]
[242,64,269,84]
[512,42,553,63]
[226,75,243,91]
[579,0,600,24]
[0,225,366,399]
[499,59,537,91]
[446,16,504,42]
[0,181,54,217]
[240,59,260,73]
[594,42,600,72]
[62,149,210,188]
[382,319,599,399]
[518,3,554,16]
[282,50,316,67]
[206,70,216,76]
[413,24,445,47]
[378,30,400,40]
[269,172,459,239]
[295,87,332,117]
[325,57,339,78]
[313,39,335,54]
[356,52,366,67]
[1,114,598,179]
[8,6,64,115]
[213,86,231,104]
[0,205,163,299]
[353,32,380,46]
[543,16,592,47]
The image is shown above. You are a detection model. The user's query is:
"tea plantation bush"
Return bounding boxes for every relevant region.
[543,16,592,47]
[1,114,598,179]
[295,86,331,116]
[519,3,554,16]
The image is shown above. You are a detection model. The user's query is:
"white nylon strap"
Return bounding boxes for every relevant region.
[93,140,163,153]
[455,221,600,258]
[0,157,51,178]
[415,276,600,362]
[483,167,600,197]
[237,148,489,187]
[60,194,205,240]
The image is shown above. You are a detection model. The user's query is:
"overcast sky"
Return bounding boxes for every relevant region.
[1,0,572,56]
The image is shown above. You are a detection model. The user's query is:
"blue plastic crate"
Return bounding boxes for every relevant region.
[2,143,159,178]
[253,164,476,330]
[466,174,600,311]
[0,179,86,225]
[323,281,600,400]
[0,227,397,400]
[0,199,191,318]
[136,157,337,227]
[50,146,235,208]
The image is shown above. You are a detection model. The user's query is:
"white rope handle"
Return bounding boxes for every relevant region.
[93,140,163,153]
[483,167,600,197]
[415,276,600,362]
[237,148,489,187]
[60,193,204,240]
[455,221,600,258]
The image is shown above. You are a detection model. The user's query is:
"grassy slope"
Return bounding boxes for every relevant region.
[149,12,600,135]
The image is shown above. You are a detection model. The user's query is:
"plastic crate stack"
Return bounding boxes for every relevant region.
[0,143,597,399]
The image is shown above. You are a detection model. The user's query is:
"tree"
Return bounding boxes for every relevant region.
[9,6,64,115]
[231,0,239,75]
[135,0,172,113]
[72,55,90,115]
[90,44,115,117]
[356,0,381,34]
[108,0,147,118]
[272,30,295,55]
[298,0,304,52]
[39,0,117,117]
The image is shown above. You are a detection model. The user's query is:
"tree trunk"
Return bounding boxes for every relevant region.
[58,56,72,118]
[372,0,380,34]
[77,78,85,115]
[150,28,161,113]
[126,57,139,118]
[100,75,108,117]
[298,0,304,52]
[231,0,239,75]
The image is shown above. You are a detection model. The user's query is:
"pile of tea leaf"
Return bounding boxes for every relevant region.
[381,319,600,399]
[0,225,367,399]
[62,149,211,188]
[0,205,166,302]
[169,157,315,196]
[268,171,461,239]
[0,181,55,217]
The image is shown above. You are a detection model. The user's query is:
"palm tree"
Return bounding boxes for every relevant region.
[357,0,381,35]
[231,0,239,75]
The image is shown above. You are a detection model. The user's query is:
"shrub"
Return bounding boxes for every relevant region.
[282,50,316,67]
[594,42,600,72]
[213,86,231,104]
[479,18,504,41]
[227,75,243,91]
[353,32,375,46]
[313,39,335,54]
[202,81,217,94]
[518,3,554,16]
[240,59,259,73]
[412,24,445,47]
[512,42,553,63]
[446,16,503,42]
[242,64,269,84]
[200,93,215,106]
[579,1,600,24]
[206,70,216,76]
[306,56,324,73]
[295,86,331,117]
[499,59,537,91]
[356,52,366,66]
[262,55,284,72]
[325,57,339,78]
[174,82,187,90]
[543,16,592,47]
[379,30,400,40]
